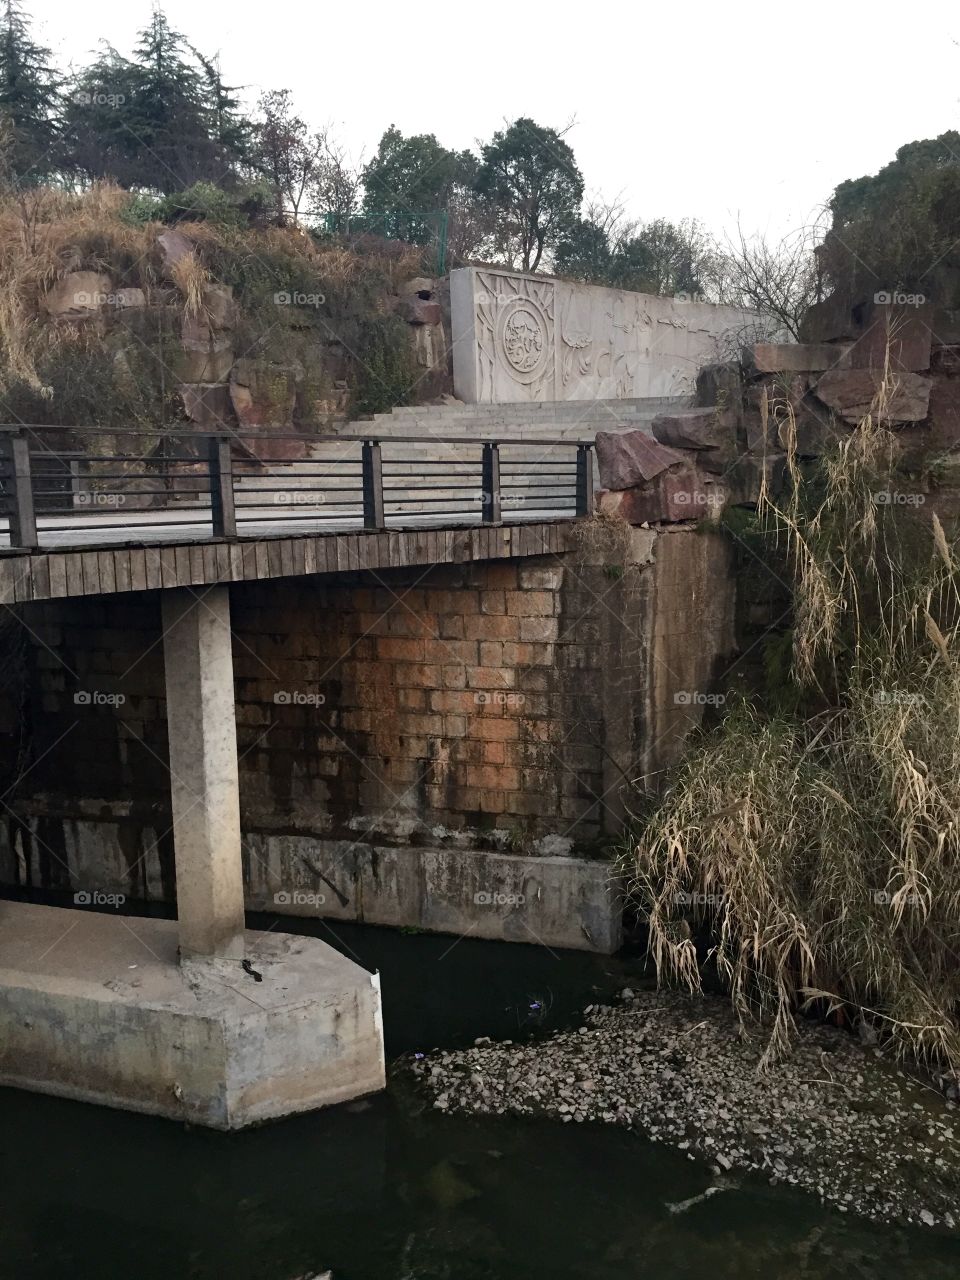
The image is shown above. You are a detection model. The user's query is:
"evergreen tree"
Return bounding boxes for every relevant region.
[63,6,247,192]
[0,0,61,184]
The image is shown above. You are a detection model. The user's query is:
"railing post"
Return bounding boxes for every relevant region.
[362,440,385,530]
[576,444,595,517]
[208,435,236,538]
[481,441,501,526]
[2,434,38,549]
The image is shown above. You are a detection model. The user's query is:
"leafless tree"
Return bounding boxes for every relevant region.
[709,214,829,339]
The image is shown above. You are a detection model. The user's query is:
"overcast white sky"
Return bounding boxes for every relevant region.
[38,0,960,239]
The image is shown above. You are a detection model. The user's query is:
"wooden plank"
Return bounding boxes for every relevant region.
[129,548,148,593]
[266,540,283,579]
[93,551,112,596]
[160,546,180,590]
[302,538,318,576]
[65,553,84,597]
[201,543,219,582]
[174,545,191,586]
[0,560,21,604]
[12,558,34,603]
[241,541,258,580]
[112,548,131,595]
[143,546,162,591]
[254,542,270,580]
[46,554,68,598]
[30,555,50,601]
[279,539,295,578]
[228,542,244,582]
[214,542,231,582]
[190,543,207,585]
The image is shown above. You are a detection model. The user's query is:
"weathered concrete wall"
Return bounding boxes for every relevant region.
[451,266,766,403]
[0,534,735,945]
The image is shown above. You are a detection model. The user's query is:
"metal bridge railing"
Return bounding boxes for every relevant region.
[0,428,595,551]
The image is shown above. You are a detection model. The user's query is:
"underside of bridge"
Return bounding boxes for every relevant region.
[0,518,735,1127]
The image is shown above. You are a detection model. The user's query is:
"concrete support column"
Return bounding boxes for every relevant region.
[161,586,245,959]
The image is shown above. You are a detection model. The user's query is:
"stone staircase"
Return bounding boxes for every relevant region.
[234,397,686,523]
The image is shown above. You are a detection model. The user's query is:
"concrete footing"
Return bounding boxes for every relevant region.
[0,901,385,1128]
[244,837,623,953]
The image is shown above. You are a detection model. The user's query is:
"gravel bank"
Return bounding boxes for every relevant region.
[409,989,960,1231]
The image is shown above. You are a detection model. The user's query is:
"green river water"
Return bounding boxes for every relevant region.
[2,911,959,1279]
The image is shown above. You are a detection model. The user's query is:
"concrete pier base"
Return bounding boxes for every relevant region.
[0,901,385,1129]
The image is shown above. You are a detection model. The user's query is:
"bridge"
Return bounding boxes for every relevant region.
[0,399,734,1130]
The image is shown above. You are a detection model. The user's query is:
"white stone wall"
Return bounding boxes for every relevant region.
[451,266,767,403]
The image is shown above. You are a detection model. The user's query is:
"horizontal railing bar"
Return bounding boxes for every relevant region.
[0,424,593,447]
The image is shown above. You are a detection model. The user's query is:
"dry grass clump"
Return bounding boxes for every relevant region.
[0,183,159,391]
[624,374,960,1074]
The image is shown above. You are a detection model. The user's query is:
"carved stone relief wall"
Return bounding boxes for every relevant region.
[451,266,768,404]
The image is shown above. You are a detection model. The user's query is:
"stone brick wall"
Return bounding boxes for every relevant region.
[0,530,736,900]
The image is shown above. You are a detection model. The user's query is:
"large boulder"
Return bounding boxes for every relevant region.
[597,462,714,524]
[652,407,733,453]
[43,271,113,317]
[814,369,932,424]
[229,358,300,429]
[745,342,852,374]
[157,229,195,276]
[179,383,234,427]
[595,430,689,491]
[848,302,933,372]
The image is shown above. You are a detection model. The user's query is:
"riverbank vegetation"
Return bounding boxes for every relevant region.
[625,379,960,1076]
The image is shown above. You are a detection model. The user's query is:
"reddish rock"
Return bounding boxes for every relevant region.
[43,271,112,317]
[598,463,712,524]
[925,378,960,450]
[157,229,195,276]
[814,369,932,424]
[848,302,933,372]
[595,430,688,491]
[229,358,299,429]
[746,342,852,373]
[800,294,865,343]
[652,407,731,452]
[179,383,234,427]
[399,296,443,325]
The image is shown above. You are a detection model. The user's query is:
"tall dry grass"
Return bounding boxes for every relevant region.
[623,372,960,1074]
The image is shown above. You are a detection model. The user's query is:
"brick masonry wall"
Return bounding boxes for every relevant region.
[0,530,736,895]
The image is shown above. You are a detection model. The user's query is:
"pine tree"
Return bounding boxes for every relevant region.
[0,0,61,184]
[63,5,247,193]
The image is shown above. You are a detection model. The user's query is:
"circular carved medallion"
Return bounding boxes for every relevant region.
[496,297,550,385]
[502,307,544,372]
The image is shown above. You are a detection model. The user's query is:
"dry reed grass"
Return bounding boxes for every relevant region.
[623,369,960,1074]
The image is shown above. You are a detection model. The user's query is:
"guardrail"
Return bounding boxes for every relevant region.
[0,427,595,550]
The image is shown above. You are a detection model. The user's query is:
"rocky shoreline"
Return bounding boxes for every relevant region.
[409,989,960,1231]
